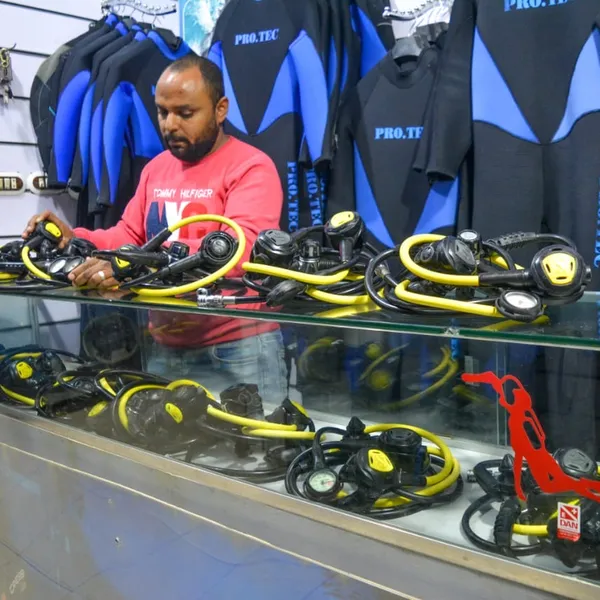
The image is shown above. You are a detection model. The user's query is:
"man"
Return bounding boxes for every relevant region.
[23,55,288,403]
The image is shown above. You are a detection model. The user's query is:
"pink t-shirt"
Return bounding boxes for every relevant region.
[74,136,283,347]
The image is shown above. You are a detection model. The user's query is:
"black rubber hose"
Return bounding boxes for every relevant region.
[482,241,516,271]
[312,427,350,467]
[365,249,452,315]
[461,494,542,556]
[494,497,522,557]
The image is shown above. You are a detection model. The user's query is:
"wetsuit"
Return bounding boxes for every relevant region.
[92,30,192,220]
[328,49,458,249]
[351,0,395,78]
[415,0,600,289]
[48,22,131,188]
[69,28,143,197]
[29,15,114,174]
[83,30,148,225]
[208,0,334,232]
[414,0,600,459]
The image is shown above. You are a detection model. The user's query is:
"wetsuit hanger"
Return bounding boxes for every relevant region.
[101,1,178,34]
[383,1,453,22]
[100,1,177,18]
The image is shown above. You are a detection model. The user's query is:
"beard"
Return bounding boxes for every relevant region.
[164,118,220,164]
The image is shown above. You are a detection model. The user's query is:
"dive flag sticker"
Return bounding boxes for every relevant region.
[557,503,581,542]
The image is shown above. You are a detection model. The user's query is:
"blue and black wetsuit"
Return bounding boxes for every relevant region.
[415,0,600,289]
[415,0,600,459]
[48,21,131,188]
[69,27,143,198]
[351,0,395,78]
[90,30,191,223]
[328,49,458,250]
[29,14,115,174]
[83,30,148,224]
[208,0,335,231]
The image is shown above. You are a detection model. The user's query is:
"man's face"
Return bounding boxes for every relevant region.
[155,67,228,163]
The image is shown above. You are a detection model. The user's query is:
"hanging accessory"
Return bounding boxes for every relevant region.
[0,47,14,106]
[101,1,177,17]
[392,35,426,61]
[0,173,25,196]
[26,172,55,195]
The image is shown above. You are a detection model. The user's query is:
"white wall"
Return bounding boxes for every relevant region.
[0,0,180,346]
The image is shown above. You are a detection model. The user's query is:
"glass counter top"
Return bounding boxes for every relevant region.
[2,286,600,351]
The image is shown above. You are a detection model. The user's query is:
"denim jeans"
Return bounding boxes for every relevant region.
[146,330,288,406]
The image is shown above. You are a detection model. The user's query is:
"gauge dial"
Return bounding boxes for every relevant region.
[48,258,66,274]
[307,469,338,495]
[503,291,539,309]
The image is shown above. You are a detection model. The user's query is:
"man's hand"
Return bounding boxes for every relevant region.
[22,210,74,250]
[68,257,119,289]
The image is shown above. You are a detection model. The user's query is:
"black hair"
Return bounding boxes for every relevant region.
[165,54,225,107]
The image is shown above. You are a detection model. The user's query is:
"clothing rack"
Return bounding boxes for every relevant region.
[101,0,177,16]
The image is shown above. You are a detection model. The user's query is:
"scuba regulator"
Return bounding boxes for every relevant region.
[366,230,591,321]
[0,345,88,412]
[199,211,381,308]
[0,221,96,288]
[285,416,463,519]
[92,215,246,297]
[36,363,114,423]
[463,451,600,574]
[84,371,317,480]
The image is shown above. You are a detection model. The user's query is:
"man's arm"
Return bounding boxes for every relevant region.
[73,167,149,250]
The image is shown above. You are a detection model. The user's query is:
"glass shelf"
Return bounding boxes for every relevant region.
[2,287,600,351]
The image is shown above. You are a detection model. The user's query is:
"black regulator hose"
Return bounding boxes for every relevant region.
[461,493,543,556]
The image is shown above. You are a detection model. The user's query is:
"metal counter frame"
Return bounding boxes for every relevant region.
[0,406,593,600]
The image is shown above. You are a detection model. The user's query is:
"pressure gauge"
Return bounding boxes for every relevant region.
[304,468,341,500]
[458,229,482,257]
[48,257,67,274]
[496,290,542,322]
[47,256,85,280]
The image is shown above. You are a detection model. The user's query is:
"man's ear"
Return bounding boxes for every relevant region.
[216,97,229,126]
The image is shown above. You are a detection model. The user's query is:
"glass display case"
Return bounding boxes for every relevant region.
[0,288,598,600]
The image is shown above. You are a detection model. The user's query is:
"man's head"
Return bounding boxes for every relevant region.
[155,55,228,164]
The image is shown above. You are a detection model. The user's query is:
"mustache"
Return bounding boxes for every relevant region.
[164,134,189,144]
